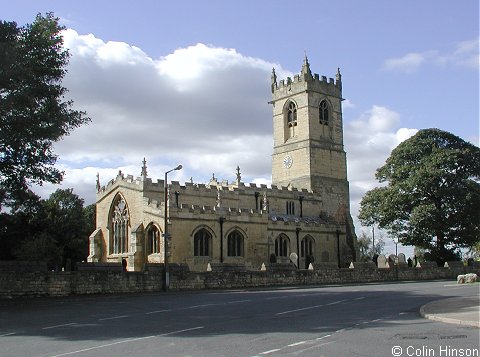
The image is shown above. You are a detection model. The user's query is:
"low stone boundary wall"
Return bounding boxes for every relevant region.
[0,262,479,298]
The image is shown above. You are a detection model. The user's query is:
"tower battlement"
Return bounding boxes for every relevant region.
[271,56,342,99]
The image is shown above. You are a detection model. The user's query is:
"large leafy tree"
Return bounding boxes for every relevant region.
[12,189,94,269]
[359,128,480,264]
[0,13,89,207]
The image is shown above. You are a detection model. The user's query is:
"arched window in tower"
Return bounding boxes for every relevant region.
[227,230,244,257]
[111,195,129,254]
[194,229,212,257]
[274,235,289,257]
[285,101,298,139]
[147,225,160,255]
[319,100,329,125]
[287,101,297,124]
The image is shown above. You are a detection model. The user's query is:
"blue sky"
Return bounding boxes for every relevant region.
[3,1,479,256]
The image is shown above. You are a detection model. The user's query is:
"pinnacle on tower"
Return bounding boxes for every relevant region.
[96,172,101,191]
[336,67,342,90]
[271,68,277,93]
[236,166,241,185]
[141,157,148,180]
[301,53,312,79]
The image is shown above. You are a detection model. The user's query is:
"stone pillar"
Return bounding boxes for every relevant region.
[128,224,145,271]
[87,229,103,262]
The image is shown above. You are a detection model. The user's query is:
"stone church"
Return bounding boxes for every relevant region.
[88,57,358,271]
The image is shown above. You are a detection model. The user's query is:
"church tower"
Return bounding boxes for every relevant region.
[270,56,351,218]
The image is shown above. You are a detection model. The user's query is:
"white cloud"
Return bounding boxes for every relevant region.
[383,38,479,73]
[37,30,291,204]
[344,106,417,256]
[383,52,428,73]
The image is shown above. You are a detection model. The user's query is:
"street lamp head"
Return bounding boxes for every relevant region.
[174,164,183,171]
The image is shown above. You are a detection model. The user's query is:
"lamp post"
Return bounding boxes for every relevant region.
[163,164,182,292]
[392,236,399,264]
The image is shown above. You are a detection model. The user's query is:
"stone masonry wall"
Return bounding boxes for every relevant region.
[1,262,479,298]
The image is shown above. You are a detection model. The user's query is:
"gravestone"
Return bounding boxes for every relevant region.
[398,253,406,264]
[377,254,388,269]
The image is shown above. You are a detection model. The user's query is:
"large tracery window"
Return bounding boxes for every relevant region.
[275,235,289,257]
[147,225,160,255]
[227,230,244,257]
[319,100,329,125]
[111,196,129,254]
[194,229,212,257]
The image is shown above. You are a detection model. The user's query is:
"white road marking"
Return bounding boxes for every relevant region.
[259,348,281,355]
[50,326,204,356]
[288,341,307,347]
[98,315,128,321]
[227,299,252,304]
[185,303,217,309]
[316,334,331,340]
[0,332,16,337]
[145,309,172,315]
[354,296,365,300]
[42,323,77,330]
[275,304,324,315]
[326,299,347,306]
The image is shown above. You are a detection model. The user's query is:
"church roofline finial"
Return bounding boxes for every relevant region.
[301,51,312,79]
[141,157,148,179]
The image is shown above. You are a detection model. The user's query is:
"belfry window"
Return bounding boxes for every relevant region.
[285,101,298,140]
[147,225,160,255]
[194,229,211,257]
[287,101,297,125]
[275,235,289,257]
[111,196,129,254]
[319,100,329,125]
[227,230,244,257]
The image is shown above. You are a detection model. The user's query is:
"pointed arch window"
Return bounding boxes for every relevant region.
[301,236,315,258]
[147,225,160,255]
[287,101,297,125]
[319,100,329,125]
[111,196,129,254]
[285,101,298,140]
[194,229,212,257]
[227,230,244,257]
[274,235,289,257]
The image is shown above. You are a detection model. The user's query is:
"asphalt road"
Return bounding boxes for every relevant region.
[0,281,478,357]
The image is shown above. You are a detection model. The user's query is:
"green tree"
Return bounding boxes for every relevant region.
[13,189,92,269]
[359,128,480,265]
[356,230,385,262]
[0,13,89,207]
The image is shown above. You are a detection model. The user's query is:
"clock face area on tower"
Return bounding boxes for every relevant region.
[282,155,293,169]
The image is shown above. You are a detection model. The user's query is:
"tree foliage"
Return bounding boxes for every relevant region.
[1,189,94,269]
[0,13,89,207]
[356,230,385,262]
[359,128,480,264]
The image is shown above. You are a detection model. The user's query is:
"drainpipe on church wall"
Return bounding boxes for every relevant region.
[219,217,225,263]
[296,227,301,269]
[336,229,341,268]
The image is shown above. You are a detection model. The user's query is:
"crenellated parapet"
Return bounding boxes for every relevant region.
[271,56,342,100]
[96,170,166,201]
